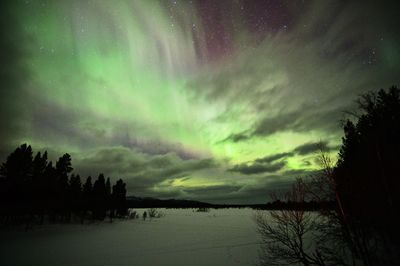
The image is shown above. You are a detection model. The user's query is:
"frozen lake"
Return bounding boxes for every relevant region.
[0,208,262,266]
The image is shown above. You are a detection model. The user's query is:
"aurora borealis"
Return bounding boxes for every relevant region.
[1,0,400,203]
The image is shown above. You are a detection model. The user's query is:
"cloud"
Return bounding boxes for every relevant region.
[222,106,344,143]
[188,0,400,145]
[183,168,319,204]
[71,146,217,196]
[255,152,294,164]
[182,184,242,196]
[228,151,295,175]
[122,137,205,160]
[293,141,335,155]
[220,131,252,143]
[229,161,286,175]
[226,169,320,203]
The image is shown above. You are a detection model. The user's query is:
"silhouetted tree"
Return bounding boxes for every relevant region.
[55,154,71,195]
[105,178,111,199]
[32,151,48,203]
[82,176,93,220]
[0,144,33,202]
[54,153,73,220]
[83,176,93,198]
[55,153,73,176]
[69,174,82,199]
[43,161,56,203]
[69,174,82,215]
[112,179,127,217]
[306,146,355,265]
[92,174,107,219]
[105,177,112,217]
[334,86,400,264]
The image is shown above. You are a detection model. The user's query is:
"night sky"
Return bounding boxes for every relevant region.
[1,0,399,204]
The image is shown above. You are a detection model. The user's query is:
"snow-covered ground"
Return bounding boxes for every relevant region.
[0,208,262,266]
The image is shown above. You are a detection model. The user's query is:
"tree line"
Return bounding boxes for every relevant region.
[0,146,127,224]
[256,86,400,265]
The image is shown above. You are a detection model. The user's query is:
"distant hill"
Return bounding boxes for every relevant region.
[126,196,334,210]
[126,196,267,209]
[126,196,215,208]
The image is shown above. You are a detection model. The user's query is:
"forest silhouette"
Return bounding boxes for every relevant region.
[0,146,127,225]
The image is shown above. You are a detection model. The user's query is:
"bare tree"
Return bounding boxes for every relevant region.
[255,178,326,266]
[308,143,345,219]
[311,144,384,266]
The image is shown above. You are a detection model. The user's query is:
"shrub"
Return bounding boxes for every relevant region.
[147,208,165,219]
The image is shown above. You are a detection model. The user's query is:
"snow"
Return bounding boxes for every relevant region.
[0,208,263,266]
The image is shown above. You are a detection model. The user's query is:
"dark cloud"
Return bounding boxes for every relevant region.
[185,170,319,204]
[72,146,217,196]
[236,180,294,202]
[220,131,251,143]
[229,161,285,175]
[227,147,321,176]
[182,184,242,196]
[122,137,204,160]
[223,102,347,143]
[293,141,335,156]
[73,147,147,177]
[252,111,299,136]
[228,151,294,176]
[253,105,347,138]
[255,152,294,164]
[220,103,346,144]
[225,169,319,203]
